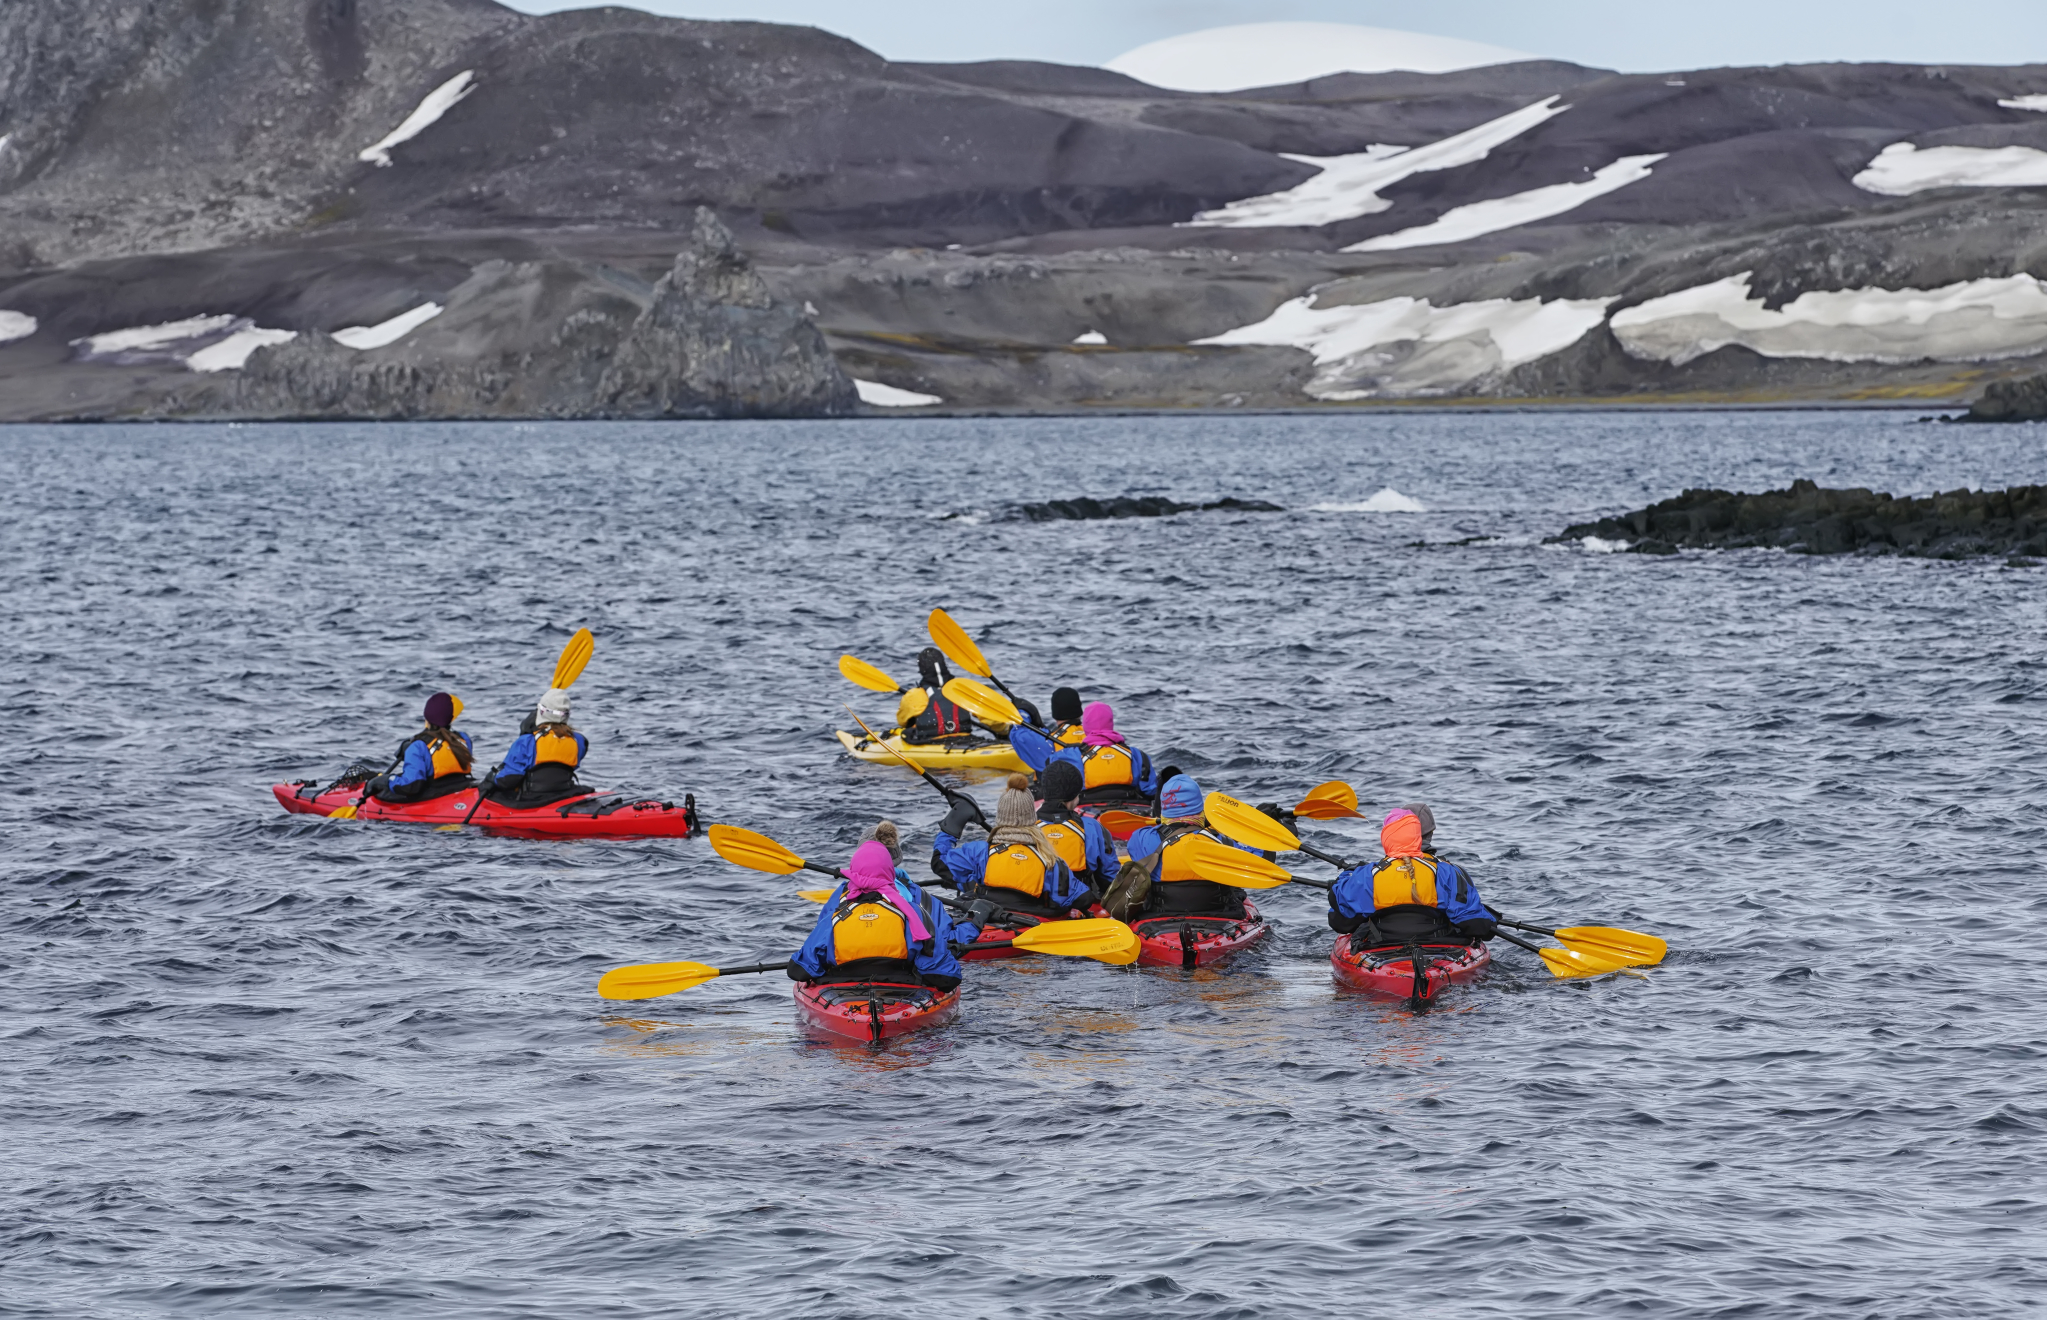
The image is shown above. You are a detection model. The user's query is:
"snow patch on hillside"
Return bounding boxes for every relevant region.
[1853,142,2047,195]
[1610,271,2047,365]
[360,71,477,167]
[1186,97,1566,229]
[855,379,942,407]
[1196,290,1613,398]
[1346,153,1665,251]
[333,302,444,350]
[1107,22,1532,93]
[187,328,296,372]
[0,310,35,343]
[71,314,295,371]
[1999,95,2047,112]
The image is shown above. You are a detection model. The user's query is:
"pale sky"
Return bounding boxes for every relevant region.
[505,0,2047,73]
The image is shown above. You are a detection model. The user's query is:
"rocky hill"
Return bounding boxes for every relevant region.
[5,0,2047,417]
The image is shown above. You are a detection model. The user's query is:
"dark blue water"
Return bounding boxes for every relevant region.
[4,412,2044,1318]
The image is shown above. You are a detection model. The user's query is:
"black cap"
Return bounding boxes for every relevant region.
[1041,760,1082,803]
[1051,687,1083,722]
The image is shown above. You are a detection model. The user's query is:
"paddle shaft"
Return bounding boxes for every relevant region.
[717,962,789,977]
[1497,916,1563,939]
[458,767,499,826]
[1491,928,1547,957]
[845,705,984,815]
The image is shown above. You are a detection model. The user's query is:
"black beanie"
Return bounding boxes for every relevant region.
[1050,687,1082,722]
[918,647,948,687]
[1041,759,1082,803]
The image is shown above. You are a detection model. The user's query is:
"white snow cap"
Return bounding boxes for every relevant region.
[1186,98,1566,230]
[1108,22,1532,93]
[854,379,942,407]
[0,310,36,344]
[360,71,477,167]
[332,302,444,350]
[1853,142,2047,196]
[1611,271,2047,366]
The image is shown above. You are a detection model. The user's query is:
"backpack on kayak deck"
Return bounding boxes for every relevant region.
[1102,850,1158,922]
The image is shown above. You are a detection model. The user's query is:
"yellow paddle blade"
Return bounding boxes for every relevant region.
[707,823,809,876]
[797,888,835,903]
[1538,944,1634,980]
[1203,792,1301,853]
[1555,926,1668,967]
[1295,780,1364,819]
[1177,835,1295,890]
[942,676,1021,727]
[328,803,359,820]
[551,628,595,690]
[838,654,903,694]
[927,607,993,678]
[598,960,721,1000]
[1011,918,1142,964]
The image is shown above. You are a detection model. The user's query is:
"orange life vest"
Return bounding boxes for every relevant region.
[533,727,580,768]
[1371,856,1439,910]
[1155,823,1221,883]
[984,843,1049,897]
[831,898,912,963]
[1039,818,1089,873]
[1081,743,1137,789]
[425,733,468,778]
[1050,721,1085,748]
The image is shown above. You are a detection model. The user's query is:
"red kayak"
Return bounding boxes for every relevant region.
[1131,901,1268,969]
[794,980,961,1043]
[1330,935,1492,1003]
[273,781,697,840]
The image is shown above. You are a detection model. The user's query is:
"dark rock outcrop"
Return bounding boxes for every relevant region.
[1552,479,2047,558]
[1960,373,2047,423]
[1017,495,1283,521]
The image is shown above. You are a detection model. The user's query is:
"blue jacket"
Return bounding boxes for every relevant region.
[791,875,974,981]
[1009,725,1159,796]
[389,730,472,789]
[1041,811,1121,888]
[933,828,1095,910]
[499,729,588,779]
[1329,855,1488,927]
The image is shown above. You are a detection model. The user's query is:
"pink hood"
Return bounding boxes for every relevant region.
[840,840,930,940]
[1081,701,1124,747]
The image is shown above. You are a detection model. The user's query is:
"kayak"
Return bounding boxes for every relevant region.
[1130,901,1269,969]
[1330,935,1492,1002]
[273,781,698,839]
[835,729,1025,772]
[795,980,961,1043]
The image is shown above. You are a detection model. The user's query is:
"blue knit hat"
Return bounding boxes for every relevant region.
[1160,774,1203,819]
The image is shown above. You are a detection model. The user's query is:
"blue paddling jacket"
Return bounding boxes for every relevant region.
[1009,725,1160,798]
[933,827,1096,912]
[497,726,588,792]
[1329,854,1489,930]
[389,729,473,789]
[791,874,974,981]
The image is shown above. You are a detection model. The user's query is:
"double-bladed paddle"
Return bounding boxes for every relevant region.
[941,676,1023,728]
[427,630,596,830]
[1204,792,1355,868]
[838,654,905,695]
[1294,779,1365,820]
[928,608,1026,708]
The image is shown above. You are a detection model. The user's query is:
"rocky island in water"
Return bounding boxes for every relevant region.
[6,1,2047,419]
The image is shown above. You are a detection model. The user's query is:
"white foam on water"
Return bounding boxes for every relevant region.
[0,310,35,343]
[1196,290,1612,398]
[1610,271,2047,365]
[1312,488,1428,513]
[1580,536,1630,553]
[1346,153,1666,251]
[1184,97,1566,229]
[332,302,444,350]
[186,327,297,372]
[1999,95,2047,112]
[359,71,477,167]
[854,379,942,407]
[1852,141,2047,195]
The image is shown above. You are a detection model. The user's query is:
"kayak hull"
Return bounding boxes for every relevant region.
[1330,936,1492,1002]
[794,980,961,1043]
[273,782,697,839]
[835,729,1025,772]
[1131,901,1268,968]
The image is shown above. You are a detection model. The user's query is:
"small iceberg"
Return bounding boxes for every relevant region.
[1312,488,1427,513]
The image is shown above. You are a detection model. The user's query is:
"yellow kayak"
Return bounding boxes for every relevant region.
[834,729,1027,772]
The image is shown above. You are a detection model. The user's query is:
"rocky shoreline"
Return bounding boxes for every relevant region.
[1552,480,2047,559]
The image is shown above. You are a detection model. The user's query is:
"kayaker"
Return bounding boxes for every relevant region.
[900,647,976,744]
[932,774,1097,916]
[1327,805,1498,946]
[1035,760,1120,894]
[490,688,588,804]
[1121,774,1250,918]
[369,692,475,802]
[789,840,979,991]
[1046,687,1087,747]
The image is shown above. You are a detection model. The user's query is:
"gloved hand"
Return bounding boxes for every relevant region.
[367,775,390,796]
[784,959,814,982]
[1459,917,1498,942]
[1255,802,1299,830]
[940,793,986,837]
[927,850,956,887]
[965,898,1002,927]
[1013,697,1044,727]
